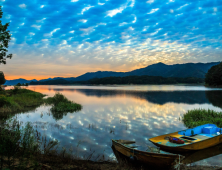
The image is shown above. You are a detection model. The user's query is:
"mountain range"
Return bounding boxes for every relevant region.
[4,61,221,85]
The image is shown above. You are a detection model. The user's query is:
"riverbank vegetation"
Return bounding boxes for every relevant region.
[44,93,82,120]
[0,87,82,120]
[0,116,117,170]
[182,109,222,128]
[30,76,204,85]
[0,87,45,115]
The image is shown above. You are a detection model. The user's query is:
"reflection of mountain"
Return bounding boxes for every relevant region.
[205,91,222,109]
[76,89,211,105]
[52,88,215,105]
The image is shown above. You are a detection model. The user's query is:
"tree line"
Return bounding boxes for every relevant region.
[30,76,204,85]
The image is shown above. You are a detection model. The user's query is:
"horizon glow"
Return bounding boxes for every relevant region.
[1,0,222,80]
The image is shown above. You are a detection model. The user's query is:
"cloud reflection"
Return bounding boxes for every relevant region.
[11,85,222,165]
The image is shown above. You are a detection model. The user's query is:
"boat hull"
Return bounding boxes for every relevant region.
[112,139,181,167]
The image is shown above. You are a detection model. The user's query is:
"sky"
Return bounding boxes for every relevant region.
[1,0,222,80]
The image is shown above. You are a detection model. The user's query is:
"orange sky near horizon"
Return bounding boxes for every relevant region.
[3,67,139,80]
[2,60,150,80]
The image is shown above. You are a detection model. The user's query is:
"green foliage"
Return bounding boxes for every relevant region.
[182,109,222,128]
[0,96,11,107]
[0,88,44,113]
[45,93,82,120]
[0,117,59,169]
[11,85,21,94]
[205,62,222,86]
[45,92,70,105]
[51,102,82,112]
[0,6,12,65]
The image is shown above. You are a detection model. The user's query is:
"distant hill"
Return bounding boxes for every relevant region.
[4,61,221,85]
[4,79,37,85]
[72,62,221,81]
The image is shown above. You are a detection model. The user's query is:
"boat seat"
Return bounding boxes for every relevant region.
[194,135,210,140]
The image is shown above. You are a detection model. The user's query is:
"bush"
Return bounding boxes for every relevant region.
[44,93,82,120]
[45,93,70,106]
[0,117,59,169]
[0,96,11,107]
[11,86,21,94]
[182,109,222,128]
[0,88,45,114]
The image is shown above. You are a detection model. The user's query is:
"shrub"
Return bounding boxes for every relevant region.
[182,109,222,128]
[0,96,11,107]
[44,93,82,120]
[45,93,70,106]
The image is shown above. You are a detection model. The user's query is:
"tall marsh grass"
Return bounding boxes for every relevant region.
[182,109,222,128]
[0,116,59,169]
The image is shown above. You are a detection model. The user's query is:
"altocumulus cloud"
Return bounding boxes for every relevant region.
[1,0,222,79]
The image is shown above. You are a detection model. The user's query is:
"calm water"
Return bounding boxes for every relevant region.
[9,85,222,165]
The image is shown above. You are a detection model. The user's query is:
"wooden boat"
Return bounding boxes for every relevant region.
[149,124,222,152]
[112,139,184,168]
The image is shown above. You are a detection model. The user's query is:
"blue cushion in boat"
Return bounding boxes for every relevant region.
[202,126,217,134]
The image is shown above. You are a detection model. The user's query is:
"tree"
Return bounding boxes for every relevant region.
[205,62,222,86]
[0,71,5,85]
[0,6,12,65]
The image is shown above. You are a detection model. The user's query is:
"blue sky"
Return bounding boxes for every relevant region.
[1,0,222,80]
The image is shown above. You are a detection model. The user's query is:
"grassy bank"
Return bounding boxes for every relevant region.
[182,109,222,128]
[0,87,45,117]
[0,87,82,118]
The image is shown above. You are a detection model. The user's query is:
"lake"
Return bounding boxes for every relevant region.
[9,85,222,166]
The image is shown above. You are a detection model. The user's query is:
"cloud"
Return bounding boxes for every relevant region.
[19,4,26,9]
[1,0,222,79]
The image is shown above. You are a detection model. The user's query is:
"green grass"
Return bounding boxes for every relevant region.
[0,88,82,119]
[0,87,45,115]
[182,109,222,128]
[44,92,82,113]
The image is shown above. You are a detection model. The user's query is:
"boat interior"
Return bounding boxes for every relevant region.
[115,140,175,154]
[151,124,222,147]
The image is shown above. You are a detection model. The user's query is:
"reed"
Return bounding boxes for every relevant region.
[182,109,222,128]
[0,115,59,169]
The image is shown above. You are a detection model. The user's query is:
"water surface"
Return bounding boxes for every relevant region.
[10,85,222,165]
